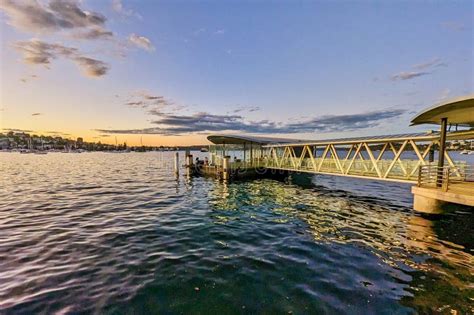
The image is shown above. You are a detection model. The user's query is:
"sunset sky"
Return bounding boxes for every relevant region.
[0,0,472,146]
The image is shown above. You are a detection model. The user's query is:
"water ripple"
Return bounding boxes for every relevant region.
[0,152,472,314]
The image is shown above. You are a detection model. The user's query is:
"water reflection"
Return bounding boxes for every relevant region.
[402,215,474,313]
[208,176,473,313]
[1,152,472,314]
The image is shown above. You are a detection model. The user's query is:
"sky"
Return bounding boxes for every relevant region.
[0,0,472,146]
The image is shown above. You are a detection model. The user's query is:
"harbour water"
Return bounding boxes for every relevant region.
[0,152,472,314]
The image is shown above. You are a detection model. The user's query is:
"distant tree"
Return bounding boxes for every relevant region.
[76,137,84,149]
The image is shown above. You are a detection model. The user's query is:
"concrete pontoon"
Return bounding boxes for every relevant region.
[410,95,474,213]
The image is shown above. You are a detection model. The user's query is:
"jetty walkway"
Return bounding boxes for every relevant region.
[194,96,474,214]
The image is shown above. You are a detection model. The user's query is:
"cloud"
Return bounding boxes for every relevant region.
[287,109,407,133]
[124,91,174,109]
[1,128,35,133]
[20,74,38,83]
[72,27,114,40]
[0,0,108,34]
[391,71,430,81]
[31,112,43,116]
[74,56,109,77]
[128,34,154,51]
[125,101,146,108]
[44,130,70,136]
[111,0,141,19]
[232,106,261,113]
[96,108,407,136]
[14,39,109,77]
[0,1,126,77]
[413,58,446,70]
[214,29,226,35]
[390,57,447,81]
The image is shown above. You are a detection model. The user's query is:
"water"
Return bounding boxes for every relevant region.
[0,152,472,314]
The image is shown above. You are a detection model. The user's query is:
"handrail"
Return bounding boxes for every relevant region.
[417,165,473,192]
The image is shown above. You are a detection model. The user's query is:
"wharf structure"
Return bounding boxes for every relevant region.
[187,96,474,214]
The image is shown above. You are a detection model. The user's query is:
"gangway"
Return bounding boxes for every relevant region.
[262,131,472,183]
[198,95,474,214]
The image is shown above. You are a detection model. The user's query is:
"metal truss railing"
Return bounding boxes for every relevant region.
[262,139,463,183]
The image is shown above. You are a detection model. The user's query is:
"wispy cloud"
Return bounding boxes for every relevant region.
[31,112,43,116]
[44,130,70,136]
[14,39,109,77]
[413,58,446,70]
[20,74,39,83]
[72,27,114,40]
[96,108,407,136]
[1,128,35,133]
[0,0,118,78]
[0,1,153,79]
[74,56,109,77]
[128,34,154,51]
[391,71,429,81]
[111,0,142,19]
[214,29,226,35]
[391,57,446,81]
[231,106,260,113]
[124,90,174,109]
[0,0,110,36]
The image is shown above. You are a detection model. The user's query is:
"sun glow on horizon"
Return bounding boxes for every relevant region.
[0,1,472,145]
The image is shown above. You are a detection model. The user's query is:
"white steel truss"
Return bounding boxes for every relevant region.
[263,137,463,183]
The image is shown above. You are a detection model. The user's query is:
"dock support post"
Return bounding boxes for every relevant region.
[250,143,253,166]
[223,155,230,180]
[174,152,179,175]
[185,153,193,175]
[186,154,193,167]
[436,117,448,187]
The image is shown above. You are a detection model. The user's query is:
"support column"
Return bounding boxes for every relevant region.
[174,152,179,175]
[186,154,193,167]
[211,153,215,165]
[437,117,448,187]
[250,143,253,166]
[223,155,230,180]
[185,154,193,176]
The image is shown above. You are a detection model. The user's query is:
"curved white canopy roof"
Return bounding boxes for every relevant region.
[411,95,474,126]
